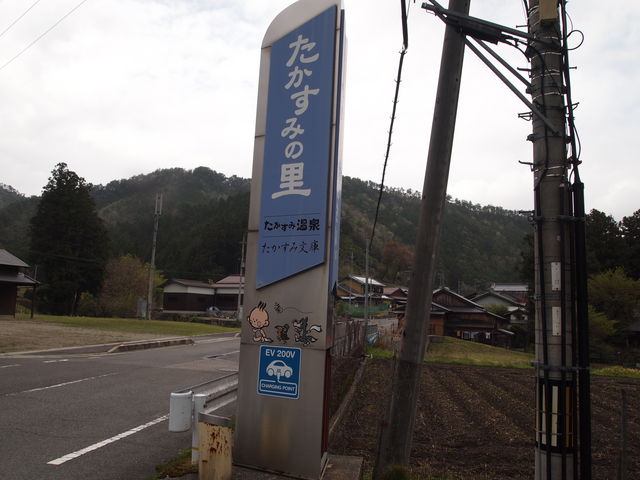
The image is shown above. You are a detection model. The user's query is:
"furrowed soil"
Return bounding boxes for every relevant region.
[329,359,640,479]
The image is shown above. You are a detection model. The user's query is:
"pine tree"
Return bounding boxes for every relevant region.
[29,163,109,314]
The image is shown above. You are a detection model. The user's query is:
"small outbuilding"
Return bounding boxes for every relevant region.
[0,249,38,317]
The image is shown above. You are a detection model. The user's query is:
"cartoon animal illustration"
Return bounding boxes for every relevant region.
[247,301,273,343]
[275,324,290,344]
[292,317,322,346]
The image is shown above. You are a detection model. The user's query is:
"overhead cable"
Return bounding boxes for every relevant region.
[0,0,44,40]
[369,0,410,251]
[0,0,90,73]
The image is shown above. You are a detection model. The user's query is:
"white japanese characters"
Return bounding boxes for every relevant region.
[272,34,320,200]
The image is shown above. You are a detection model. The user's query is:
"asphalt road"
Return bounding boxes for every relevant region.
[0,333,240,480]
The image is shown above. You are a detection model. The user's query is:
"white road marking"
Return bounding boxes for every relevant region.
[0,364,20,369]
[43,359,69,363]
[6,373,117,396]
[47,415,169,466]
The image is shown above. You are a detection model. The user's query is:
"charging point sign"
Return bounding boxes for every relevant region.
[258,345,301,399]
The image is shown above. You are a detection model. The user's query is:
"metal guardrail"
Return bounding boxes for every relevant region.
[168,372,238,464]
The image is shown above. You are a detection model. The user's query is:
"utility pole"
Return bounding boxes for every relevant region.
[363,243,370,349]
[528,1,580,478]
[146,193,162,320]
[237,233,246,322]
[374,0,469,476]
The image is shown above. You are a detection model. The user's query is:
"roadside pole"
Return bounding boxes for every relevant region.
[373,0,470,476]
[146,193,162,320]
[528,1,578,478]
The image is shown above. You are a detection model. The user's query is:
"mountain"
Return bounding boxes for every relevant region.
[0,167,532,291]
[0,183,24,209]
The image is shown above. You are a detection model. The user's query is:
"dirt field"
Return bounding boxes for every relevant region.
[0,317,167,353]
[329,359,640,479]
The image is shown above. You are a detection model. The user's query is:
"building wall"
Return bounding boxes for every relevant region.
[163,292,214,312]
[0,284,18,316]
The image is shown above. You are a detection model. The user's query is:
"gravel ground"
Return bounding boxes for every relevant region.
[0,317,167,353]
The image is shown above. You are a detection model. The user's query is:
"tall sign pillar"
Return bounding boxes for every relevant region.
[235,1,345,478]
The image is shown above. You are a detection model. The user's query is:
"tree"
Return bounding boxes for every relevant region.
[380,240,413,283]
[588,268,640,336]
[586,209,626,275]
[29,163,109,315]
[98,254,164,317]
[621,209,640,279]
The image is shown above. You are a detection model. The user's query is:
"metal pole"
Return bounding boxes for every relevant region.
[146,193,162,320]
[374,0,469,476]
[528,1,577,478]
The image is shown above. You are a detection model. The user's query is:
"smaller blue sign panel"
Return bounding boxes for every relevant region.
[257,345,301,399]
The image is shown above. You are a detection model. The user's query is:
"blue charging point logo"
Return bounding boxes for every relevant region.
[258,345,301,399]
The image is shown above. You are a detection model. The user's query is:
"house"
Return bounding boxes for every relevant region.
[472,289,528,326]
[383,286,408,308]
[162,279,215,312]
[162,275,245,313]
[336,275,387,305]
[488,283,529,304]
[0,249,38,317]
[209,275,244,311]
[431,287,512,346]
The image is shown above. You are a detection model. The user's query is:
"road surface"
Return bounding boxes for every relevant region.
[0,333,240,480]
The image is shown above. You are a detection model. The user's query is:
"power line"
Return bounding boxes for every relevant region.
[0,0,44,39]
[0,0,90,73]
[369,0,410,251]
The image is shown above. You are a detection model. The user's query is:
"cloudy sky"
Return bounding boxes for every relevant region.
[0,0,637,220]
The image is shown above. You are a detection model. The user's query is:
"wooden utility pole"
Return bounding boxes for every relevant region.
[146,193,162,320]
[373,0,469,476]
[528,1,580,478]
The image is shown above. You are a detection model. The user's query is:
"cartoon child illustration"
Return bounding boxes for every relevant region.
[248,301,273,343]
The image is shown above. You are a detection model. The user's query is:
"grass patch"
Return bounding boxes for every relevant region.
[592,365,640,378]
[147,448,197,479]
[425,336,534,369]
[16,313,238,337]
[365,344,395,359]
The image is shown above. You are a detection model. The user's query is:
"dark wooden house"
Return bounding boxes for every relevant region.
[0,249,37,317]
[431,287,512,345]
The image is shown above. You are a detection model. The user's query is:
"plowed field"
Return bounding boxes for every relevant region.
[329,360,640,479]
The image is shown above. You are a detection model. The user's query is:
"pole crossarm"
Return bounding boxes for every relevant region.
[464,38,562,137]
[422,0,558,48]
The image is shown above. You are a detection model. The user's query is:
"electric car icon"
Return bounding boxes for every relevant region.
[266,360,293,379]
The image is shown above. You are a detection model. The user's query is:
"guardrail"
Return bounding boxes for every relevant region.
[169,372,238,464]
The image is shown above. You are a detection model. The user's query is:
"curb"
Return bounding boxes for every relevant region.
[106,337,195,353]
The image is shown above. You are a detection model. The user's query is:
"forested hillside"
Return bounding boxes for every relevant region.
[0,167,531,291]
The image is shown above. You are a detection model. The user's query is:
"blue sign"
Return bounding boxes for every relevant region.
[257,345,301,399]
[257,6,337,288]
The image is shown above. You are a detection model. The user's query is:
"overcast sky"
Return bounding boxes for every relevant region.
[0,0,637,220]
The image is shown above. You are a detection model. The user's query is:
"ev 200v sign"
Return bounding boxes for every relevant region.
[257,345,301,399]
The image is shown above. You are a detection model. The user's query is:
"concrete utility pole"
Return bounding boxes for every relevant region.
[373,0,469,476]
[146,193,162,320]
[528,1,579,478]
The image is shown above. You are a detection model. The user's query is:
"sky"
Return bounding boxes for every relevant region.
[0,0,638,221]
